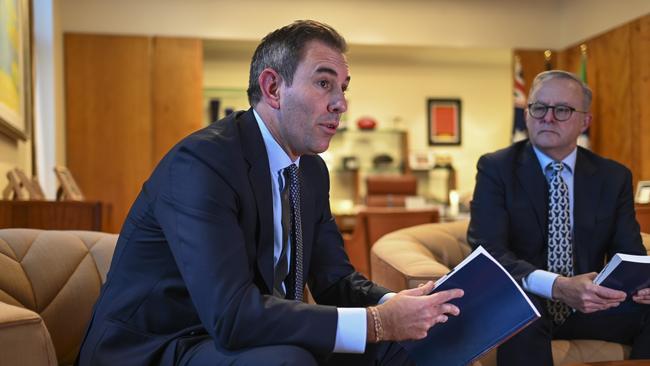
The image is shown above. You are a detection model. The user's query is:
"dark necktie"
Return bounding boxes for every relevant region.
[546,161,573,325]
[272,164,303,301]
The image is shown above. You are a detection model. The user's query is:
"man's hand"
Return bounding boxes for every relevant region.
[372,281,463,342]
[552,272,626,313]
[633,288,650,304]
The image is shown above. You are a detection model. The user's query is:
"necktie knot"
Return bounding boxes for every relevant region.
[549,161,564,173]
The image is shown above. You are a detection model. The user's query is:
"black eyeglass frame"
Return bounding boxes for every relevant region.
[527,102,588,122]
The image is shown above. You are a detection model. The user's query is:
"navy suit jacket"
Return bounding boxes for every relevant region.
[468,140,644,283]
[77,109,389,365]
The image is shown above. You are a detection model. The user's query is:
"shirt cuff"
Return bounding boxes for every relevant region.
[522,270,559,299]
[378,292,396,304]
[333,308,367,353]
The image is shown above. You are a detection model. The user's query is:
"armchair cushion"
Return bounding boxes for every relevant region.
[0,229,118,365]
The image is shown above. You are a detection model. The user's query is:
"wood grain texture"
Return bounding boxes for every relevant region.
[631,15,650,183]
[151,38,204,165]
[0,200,106,231]
[65,34,153,233]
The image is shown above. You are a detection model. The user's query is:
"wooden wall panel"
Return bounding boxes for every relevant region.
[65,34,204,233]
[631,16,650,183]
[151,38,204,165]
[65,34,153,233]
[587,24,633,171]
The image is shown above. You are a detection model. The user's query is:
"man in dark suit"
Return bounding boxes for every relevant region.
[76,20,463,366]
[468,70,650,365]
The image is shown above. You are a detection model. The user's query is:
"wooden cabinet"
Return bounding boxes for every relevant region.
[0,200,110,231]
[64,34,203,233]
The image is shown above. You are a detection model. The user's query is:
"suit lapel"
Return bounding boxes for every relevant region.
[573,149,598,267]
[238,110,275,294]
[516,142,548,235]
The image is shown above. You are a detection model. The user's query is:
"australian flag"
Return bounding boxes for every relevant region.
[512,56,527,143]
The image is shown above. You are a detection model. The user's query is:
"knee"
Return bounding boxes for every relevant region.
[276,345,317,366]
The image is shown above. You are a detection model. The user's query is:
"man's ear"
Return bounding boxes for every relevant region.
[258,68,282,109]
[581,113,592,133]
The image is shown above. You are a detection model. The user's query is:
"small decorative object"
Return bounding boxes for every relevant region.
[342,156,359,171]
[427,99,461,146]
[409,151,435,171]
[2,169,27,200]
[54,166,85,201]
[372,154,394,170]
[636,181,650,204]
[356,116,377,130]
[429,155,457,204]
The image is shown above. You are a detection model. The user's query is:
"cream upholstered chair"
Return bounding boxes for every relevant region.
[370,220,650,366]
[0,229,117,366]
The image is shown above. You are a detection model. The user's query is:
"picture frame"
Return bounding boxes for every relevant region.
[0,0,33,140]
[408,151,435,171]
[427,98,461,146]
[54,166,85,201]
[635,180,650,204]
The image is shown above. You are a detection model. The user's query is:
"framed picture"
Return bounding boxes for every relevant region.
[408,151,435,170]
[54,166,85,201]
[635,180,650,204]
[0,0,32,140]
[427,98,461,146]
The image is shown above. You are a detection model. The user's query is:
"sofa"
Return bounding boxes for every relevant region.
[0,229,117,366]
[370,220,650,366]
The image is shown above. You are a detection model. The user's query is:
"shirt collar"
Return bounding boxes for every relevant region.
[532,145,577,174]
[253,109,300,174]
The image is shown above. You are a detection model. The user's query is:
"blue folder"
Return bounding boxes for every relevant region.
[402,246,540,366]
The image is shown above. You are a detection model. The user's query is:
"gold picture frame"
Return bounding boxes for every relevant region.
[0,0,33,140]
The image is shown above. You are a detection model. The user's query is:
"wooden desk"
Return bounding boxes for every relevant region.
[0,200,110,231]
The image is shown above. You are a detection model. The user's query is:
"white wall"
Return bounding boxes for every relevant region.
[59,0,650,49]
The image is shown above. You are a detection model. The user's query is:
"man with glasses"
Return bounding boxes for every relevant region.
[468,70,650,365]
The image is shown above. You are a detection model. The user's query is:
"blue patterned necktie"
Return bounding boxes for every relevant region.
[546,161,573,325]
[273,164,304,301]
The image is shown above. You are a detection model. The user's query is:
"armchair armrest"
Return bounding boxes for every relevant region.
[371,239,450,292]
[0,302,57,366]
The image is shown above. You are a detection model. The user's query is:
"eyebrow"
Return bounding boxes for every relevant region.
[315,66,351,83]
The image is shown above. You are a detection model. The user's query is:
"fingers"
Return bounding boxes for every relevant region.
[633,288,650,304]
[401,281,435,296]
[429,288,464,304]
[593,285,627,301]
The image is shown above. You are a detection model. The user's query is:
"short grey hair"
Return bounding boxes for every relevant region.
[528,70,592,110]
[247,20,348,106]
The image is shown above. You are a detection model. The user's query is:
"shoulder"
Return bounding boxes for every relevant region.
[577,147,631,177]
[478,140,529,168]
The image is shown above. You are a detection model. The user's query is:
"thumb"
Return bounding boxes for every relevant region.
[402,281,434,296]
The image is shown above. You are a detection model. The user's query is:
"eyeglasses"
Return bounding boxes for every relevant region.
[527,102,588,122]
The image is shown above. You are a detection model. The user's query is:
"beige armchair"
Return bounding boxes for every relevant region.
[0,229,117,366]
[370,220,650,366]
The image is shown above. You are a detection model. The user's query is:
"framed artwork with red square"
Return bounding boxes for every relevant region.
[427,98,461,146]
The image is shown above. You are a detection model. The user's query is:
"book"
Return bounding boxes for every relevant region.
[401,246,541,366]
[593,253,650,296]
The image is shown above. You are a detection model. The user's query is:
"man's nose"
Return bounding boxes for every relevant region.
[542,107,555,123]
[328,94,347,114]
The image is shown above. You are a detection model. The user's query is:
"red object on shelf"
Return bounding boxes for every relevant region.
[356,116,377,130]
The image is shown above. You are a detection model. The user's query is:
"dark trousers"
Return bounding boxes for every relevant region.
[498,296,650,366]
[178,337,413,366]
